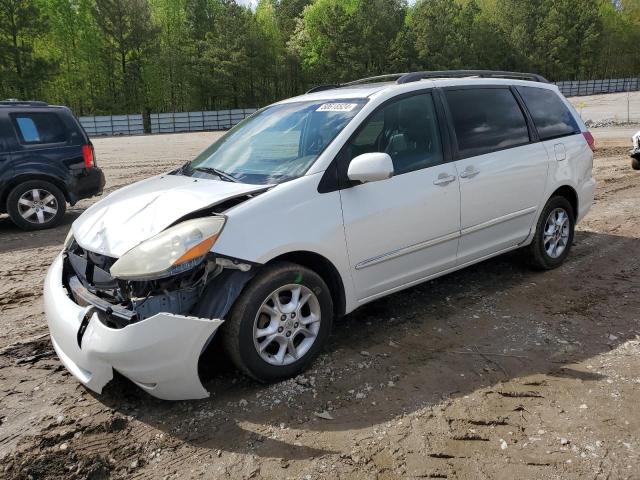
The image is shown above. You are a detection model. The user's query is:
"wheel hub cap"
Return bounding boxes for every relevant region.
[253,284,321,366]
[543,207,570,259]
[17,189,58,224]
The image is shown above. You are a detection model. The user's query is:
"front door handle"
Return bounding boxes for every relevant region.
[459,166,480,179]
[433,173,456,186]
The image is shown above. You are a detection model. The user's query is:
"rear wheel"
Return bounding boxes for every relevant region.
[6,181,66,231]
[632,157,640,170]
[525,196,575,270]
[221,262,333,382]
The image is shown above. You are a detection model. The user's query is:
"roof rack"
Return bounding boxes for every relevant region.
[306,73,408,94]
[396,70,549,84]
[342,73,409,87]
[306,84,341,94]
[306,70,548,94]
[0,99,49,107]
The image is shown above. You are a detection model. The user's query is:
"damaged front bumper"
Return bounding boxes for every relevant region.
[44,254,222,400]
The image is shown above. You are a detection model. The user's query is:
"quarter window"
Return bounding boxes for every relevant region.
[11,113,68,145]
[516,86,579,140]
[445,88,530,159]
[345,93,443,176]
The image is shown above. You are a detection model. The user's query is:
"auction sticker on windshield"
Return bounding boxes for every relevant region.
[316,103,359,112]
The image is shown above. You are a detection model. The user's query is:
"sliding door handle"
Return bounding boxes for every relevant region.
[459,167,480,179]
[433,173,457,186]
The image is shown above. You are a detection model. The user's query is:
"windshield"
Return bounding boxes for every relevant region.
[179,99,367,185]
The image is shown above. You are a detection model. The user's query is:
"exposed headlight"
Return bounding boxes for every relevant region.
[110,216,226,280]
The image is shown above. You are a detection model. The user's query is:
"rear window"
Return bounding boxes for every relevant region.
[11,112,69,145]
[445,88,530,159]
[516,86,580,140]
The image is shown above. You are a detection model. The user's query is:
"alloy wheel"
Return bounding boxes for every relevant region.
[543,207,570,259]
[253,284,321,366]
[17,189,59,224]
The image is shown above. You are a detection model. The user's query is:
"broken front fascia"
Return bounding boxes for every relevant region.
[46,251,256,400]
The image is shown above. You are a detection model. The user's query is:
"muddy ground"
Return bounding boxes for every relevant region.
[1,128,639,480]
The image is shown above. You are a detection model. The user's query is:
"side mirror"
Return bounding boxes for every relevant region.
[347,152,394,184]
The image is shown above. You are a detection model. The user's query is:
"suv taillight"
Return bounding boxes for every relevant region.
[583,131,595,152]
[82,144,95,168]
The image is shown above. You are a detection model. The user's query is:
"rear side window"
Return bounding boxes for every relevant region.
[11,112,68,145]
[445,88,530,159]
[516,86,579,140]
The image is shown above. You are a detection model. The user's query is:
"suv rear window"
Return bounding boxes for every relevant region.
[445,88,530,159]
[11,112,68,145]
[516,86,579,140]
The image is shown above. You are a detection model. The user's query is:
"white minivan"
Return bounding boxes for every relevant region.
[44,71,596,400]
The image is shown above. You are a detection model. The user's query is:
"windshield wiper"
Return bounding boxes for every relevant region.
[193,166,239,182]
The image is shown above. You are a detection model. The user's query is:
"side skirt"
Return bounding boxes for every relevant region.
[356,242,526,307]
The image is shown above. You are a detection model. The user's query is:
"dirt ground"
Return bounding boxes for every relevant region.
[1,127,639,480]
[568,92,640,124]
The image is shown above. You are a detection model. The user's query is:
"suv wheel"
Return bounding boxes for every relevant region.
[7,181,67,231]
[221,262,333,382]
[525,196,575,270]
[632,157,640,170]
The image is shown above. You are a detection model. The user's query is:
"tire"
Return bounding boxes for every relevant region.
[525,196,575,270]
[632,157,640,170]
[221,261,333,382]
[6,180,67,231]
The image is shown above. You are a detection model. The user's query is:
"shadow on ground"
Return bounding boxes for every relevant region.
[0,211,82,254]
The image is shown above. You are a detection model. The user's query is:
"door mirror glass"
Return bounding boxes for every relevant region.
[347,152,394,183]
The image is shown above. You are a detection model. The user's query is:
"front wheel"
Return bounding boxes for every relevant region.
[221,262,333,382]
[525,196,575,270]
[631,156,640,170]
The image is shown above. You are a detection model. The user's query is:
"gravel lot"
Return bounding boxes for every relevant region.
[0,126,639,479]
[568,92,640,124]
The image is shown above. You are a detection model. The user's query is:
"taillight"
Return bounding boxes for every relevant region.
[82,144,95,168]
[583,131,595,152]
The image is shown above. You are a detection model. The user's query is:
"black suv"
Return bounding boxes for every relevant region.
[0,100,105,230]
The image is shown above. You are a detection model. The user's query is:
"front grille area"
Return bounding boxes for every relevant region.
[64,241,120,301]
[62,240,207,328]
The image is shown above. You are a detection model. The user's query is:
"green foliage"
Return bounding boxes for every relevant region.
[0,0,637,114]
[290,0,406,82]
[0,0,53,98]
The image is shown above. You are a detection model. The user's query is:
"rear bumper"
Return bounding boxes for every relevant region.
[44,254,223,400]
[67,167,105,205]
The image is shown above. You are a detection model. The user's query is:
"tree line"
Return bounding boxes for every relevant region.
[1,0,639,115]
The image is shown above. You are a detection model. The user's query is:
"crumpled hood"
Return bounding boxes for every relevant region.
[72,174,268,257]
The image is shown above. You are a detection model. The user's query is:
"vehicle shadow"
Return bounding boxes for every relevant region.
[0,211,81,254]
[94,230,639,460]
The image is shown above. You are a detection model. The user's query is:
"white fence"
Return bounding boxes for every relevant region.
[150,109,258,134]
[555,78,640,97]
[79,109,258,137]
[79,114,144,136]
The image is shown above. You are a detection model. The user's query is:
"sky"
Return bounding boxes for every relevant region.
[236,0,258,8]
